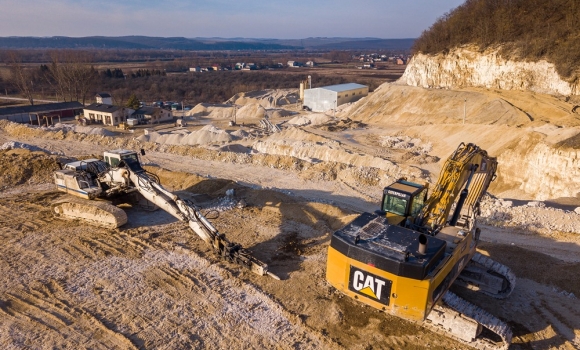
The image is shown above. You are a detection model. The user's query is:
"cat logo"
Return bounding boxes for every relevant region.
[348,266,392,306]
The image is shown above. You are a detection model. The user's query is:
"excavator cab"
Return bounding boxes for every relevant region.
[104,149,144,173]
[379,179,428,226]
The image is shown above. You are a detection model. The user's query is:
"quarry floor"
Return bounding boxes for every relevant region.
[1,84,580,350]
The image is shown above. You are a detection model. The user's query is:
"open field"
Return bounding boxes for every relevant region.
[0,49,406,107]
[1,80,580,349]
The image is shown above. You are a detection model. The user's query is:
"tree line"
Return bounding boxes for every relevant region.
[6,50,98,105]
[412,0,580,81]
[1,49,385,107]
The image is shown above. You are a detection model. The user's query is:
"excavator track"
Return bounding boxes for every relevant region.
[52,197,128,229]
[425,291,512,350]
[457,252,517,299]
[423,254,515,349]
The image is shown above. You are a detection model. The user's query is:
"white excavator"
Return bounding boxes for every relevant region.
[53,148,278,279]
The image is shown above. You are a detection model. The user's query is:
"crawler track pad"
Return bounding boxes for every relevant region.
[52,198,128,229]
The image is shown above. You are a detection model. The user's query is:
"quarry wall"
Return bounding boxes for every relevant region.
[400,47,579,96]
[497,142,580,200]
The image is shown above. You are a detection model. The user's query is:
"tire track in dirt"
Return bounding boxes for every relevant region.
[0,187,333,349]
[64,247,334,349]
[1,280,138,349]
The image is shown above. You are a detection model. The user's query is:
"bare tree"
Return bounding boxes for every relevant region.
[45,50,97,104]
[7,51,36,105]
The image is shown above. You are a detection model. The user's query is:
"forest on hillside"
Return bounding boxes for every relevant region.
[412,0,580,80]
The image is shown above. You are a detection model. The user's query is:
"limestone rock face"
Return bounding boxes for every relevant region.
[400,47,578,96]
[498,142,580,200]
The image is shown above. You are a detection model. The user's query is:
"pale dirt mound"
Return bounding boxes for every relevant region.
[186,102,267,122]
[479,195,580,234]
[252,127,422,180]
[186,103,234,119]
[137,125,234,146]
[46,123,115,136]
[0,141,52,153]
[287,113,333,126]
[344,84,532,126]
[380,135,433,154]
[186,103,294,123]
[336,82,580,200]
[236,103,267,121]
[227,89,299,108]
[214,144,251,153]
[230,129,251,139]
[268,109,295,119]
[0,149,60,188]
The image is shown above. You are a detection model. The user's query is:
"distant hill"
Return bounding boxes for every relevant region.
[0,36,295,50]
[194,37,415,50]
[0,36,414,51]
[412,0,580,80]
[305,38,415,50]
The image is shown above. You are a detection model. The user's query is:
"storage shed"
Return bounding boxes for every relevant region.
[303,83,368,112]
[0,101,84,125]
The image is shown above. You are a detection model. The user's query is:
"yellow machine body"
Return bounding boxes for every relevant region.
[326,213,477,321]
[326,143,497,322]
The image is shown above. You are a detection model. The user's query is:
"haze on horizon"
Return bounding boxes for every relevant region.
[0,0,465,39]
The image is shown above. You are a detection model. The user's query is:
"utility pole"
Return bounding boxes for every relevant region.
[463,99,466,124]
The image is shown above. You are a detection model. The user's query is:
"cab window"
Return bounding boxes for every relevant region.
[383,195,408,216]
[410,188,427,216]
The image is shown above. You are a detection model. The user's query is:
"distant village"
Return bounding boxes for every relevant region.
[0,53,406,128]
[189,53,408,72]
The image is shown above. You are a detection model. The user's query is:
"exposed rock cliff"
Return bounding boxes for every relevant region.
[400,47,579,96]
[497,139,580,200]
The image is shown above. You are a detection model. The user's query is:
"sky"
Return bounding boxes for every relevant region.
[0,0,466,39]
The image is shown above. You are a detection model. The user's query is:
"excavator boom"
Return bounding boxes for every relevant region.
[127,169,278,279]
[417,142,497,232]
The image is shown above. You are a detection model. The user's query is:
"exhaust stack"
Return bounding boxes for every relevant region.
[418,234,427,255]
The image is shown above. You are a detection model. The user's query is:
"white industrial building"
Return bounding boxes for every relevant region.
[302,83,368,112]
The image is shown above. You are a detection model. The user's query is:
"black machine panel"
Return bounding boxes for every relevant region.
[331,212,447,280]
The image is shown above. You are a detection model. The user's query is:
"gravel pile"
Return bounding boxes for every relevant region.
[45,123,115,136]
[380,135,432,154]
[0,141,51,153]
[480,195,580,234]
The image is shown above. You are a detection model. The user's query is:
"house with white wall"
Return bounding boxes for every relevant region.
[132,106,173,124]
[83,103,132,126]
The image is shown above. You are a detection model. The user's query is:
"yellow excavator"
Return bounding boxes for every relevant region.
[53,148,278,279]
[326,143,515,350]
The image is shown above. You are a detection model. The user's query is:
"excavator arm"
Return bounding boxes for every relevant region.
[416,143,497,233]
[126,168,279,279]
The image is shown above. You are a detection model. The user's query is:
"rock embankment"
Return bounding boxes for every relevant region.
[401,47,578,96]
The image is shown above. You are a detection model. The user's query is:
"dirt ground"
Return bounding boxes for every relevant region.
[1,83,580,350]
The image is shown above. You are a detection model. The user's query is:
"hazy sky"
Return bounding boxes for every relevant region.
[0,0,465,39]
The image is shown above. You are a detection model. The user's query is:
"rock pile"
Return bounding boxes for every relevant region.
[480,195,580,234]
